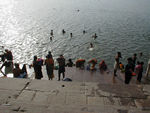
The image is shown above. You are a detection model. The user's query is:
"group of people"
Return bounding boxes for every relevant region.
[75,58,107,71]
[50,29,73,40]
[0,48,150,84]
[50,29,97,38]
[0,49,28,78]
[30,52,66,81]
[49,29,97,49]
[113,52,148,84]
[30,51,108,81]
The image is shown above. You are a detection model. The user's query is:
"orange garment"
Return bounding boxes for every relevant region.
[89,58,97,64]
[76,59,85,68]
[45,58,54,65]
[99,60,107,68]
[99,60,104,66]
[89,59,97,70]
[76,59,85,62]
[119,63,124,69]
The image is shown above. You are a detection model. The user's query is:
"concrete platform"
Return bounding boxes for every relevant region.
[1,66,149,85]
[36,67,150,85]
[0,78,150,113]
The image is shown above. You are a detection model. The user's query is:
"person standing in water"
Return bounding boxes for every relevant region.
[50,37,53,41]
[70,33,72,37]
[92,33,97,39]
[114,52,122,76]
[90,43,93,48]
[62,29,66,34]
[83,30,86,34]
[50,30,53,36]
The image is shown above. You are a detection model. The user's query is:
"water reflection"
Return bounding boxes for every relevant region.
[0,0,150,69]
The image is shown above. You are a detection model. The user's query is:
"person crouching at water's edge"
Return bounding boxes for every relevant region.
[66,59,73,67]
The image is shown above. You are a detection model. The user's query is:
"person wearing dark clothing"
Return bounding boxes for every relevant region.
[70,33,72,37]
[92,33,97,39]
[0,61,13,76]
[45,55,54,80]
[66,59,73,67]
[99,60,107,71]
[4,49,13,61]
[50,37,53,41]
[13,63,21,78]
[125,58,133,84]
[76,59,85,69]
[47,51,53,58]
[90,43,94,48]
[0,54,5,62]
[50,30,53,36]
[0,49,13,62]
[62,29,66,34]
[83,30,86,34]
[0,46,5,62]
[33,56,43,79]
[137,62,144,83]
[57,55,65,81]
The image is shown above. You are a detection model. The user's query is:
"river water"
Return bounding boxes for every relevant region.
[0,0,150,68]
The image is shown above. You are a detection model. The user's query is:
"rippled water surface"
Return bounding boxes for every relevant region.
[0,0,150,68]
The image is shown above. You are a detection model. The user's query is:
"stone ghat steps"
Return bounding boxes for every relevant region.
[0,78,150,113]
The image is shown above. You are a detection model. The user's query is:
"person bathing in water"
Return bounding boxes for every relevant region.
[88,43,94,51]
[90,43,93,48]
[62,29,66,34]
[50,30,53,36]
[83,30,86,34]
[70,33,73,37]
[50,37,53,41]
[92,33,97,39]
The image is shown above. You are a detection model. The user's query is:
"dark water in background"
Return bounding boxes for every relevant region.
[0,0,150,68]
